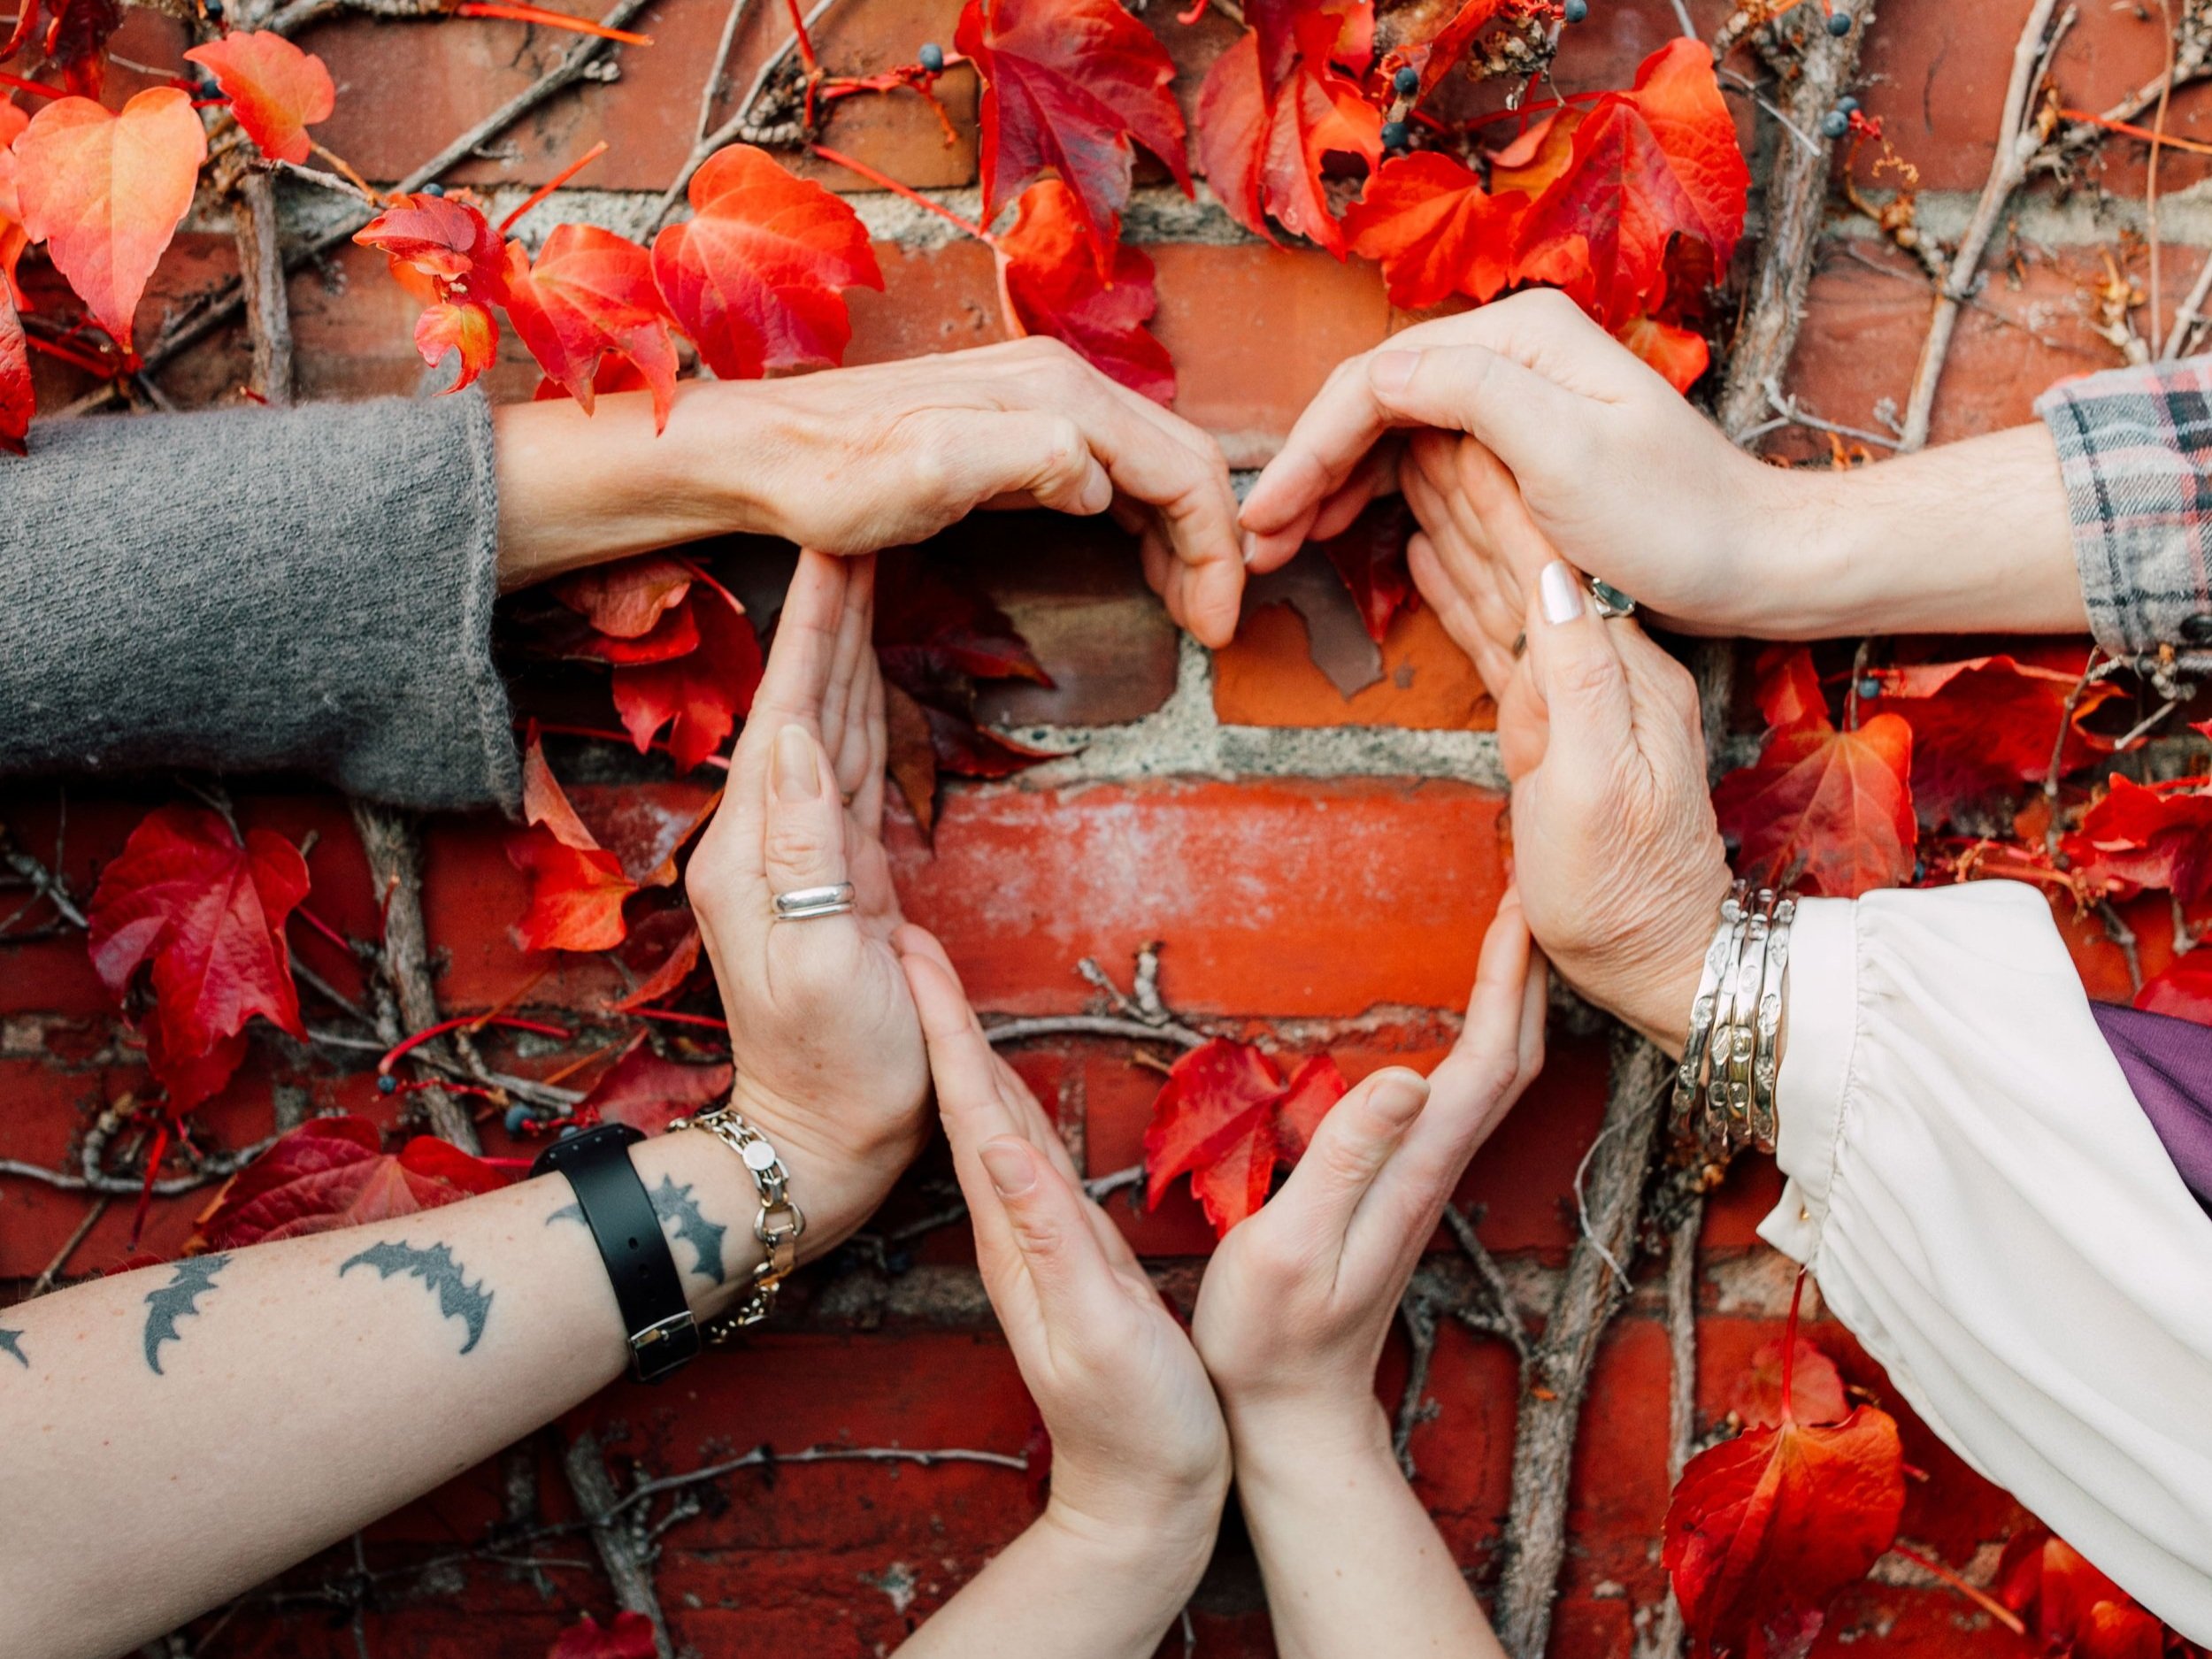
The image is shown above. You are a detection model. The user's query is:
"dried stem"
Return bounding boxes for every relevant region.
[1391,1290,1443,1478]
[561,1430,674,1659]
[1897,0,2070,453]
[232,169,295,406]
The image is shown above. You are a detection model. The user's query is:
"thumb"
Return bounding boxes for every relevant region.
[1519,562,1636,768]
[760,720,855,927]
[948,410,1115,518]
[1365,344,1592,480]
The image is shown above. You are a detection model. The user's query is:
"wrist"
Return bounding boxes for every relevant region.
[1721,463,1859,640]
[1037,1482,1226,1599]
[1575,859,1734,1059]
[1223,1394,1393,1486]
[722,1074,918,1258]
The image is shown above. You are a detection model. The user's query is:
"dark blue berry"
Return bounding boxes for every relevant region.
[1380,119,1410,151]
[203,0,223,16]
[918,40,944,72]
[421,181,446,197]
[1562,0,1588,21]
[1857,676,1882,700]
[1821,109,1850,139]
[1393,65,1420,96]
[503,1104,534,1138]
[1836,94,1860,113]
[558,1123,582,1140]
[1913,857,1928,883]
[1825,7,1851,34]
[376,1073,398,1094]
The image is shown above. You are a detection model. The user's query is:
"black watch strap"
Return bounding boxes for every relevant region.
[533,1123,701,1384]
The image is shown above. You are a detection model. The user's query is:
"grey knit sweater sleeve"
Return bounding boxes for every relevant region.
[0,392,519,813]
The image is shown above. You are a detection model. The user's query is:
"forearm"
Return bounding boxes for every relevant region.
[898,1502,1218,1659]
[1230,1406,1503,1659]
[0,1131,768,1659]
[1774,423,2085,640]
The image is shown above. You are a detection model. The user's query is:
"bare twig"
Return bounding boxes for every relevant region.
[983,1012,1206,1049]
[0,1135,279,1195]
[650,0,838,227]
[1898,0,2070,453]
[1634,1195,1705,1659]
[562,1430,675,1659]
[611,1442,1029,1517]
[0,829,86,929]
[233,168,295,406]
[1391,1290,1443,1478]
[351,803,480,1152]
[26,1195,110,1296]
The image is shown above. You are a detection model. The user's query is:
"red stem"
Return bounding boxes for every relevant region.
[453,2,652,43]
[1457,87,1610,135]
[25,336,118,378]
[1886,1545,2027,1636]
[2061,106,2212,157]
[1778,1266,1808,1425]
[810,143,991,244]
[0,70,65,98]
[782,0,820,73]
[626,1006,730,1031]
[290,904,356,956]
[499,138,611,235]
[378,1013,573,1075]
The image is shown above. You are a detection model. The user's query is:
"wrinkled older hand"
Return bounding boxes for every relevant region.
[749,339,1246,645]
[897,929,1230,1547]
[1238,291,1804,638]
[684,549,929,1251]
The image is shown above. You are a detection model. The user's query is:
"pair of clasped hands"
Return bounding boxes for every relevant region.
[677,290,1763,1646]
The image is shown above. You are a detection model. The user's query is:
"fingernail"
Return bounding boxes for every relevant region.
[1240,528,1260,566]
[1369,349,1418,395]
[772,724,818,800]
[979,1140,1035,1197]
[1367,1071,1430,1125]
[1539,560,1585,626]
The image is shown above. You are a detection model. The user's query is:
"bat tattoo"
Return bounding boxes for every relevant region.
[0,1327,26,1370]
[338,1241,493,1354]
[142,1256,232,1376]
[548,1176,728,1285]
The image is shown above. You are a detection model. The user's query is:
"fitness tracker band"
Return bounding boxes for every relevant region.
[533,1123,701,1384]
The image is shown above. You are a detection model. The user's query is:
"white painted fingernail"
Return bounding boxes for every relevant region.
[1539,561,1585,626]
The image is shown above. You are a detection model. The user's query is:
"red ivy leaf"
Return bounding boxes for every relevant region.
[508,726,638,951]
[650,142,882,381]
[578,1038,733,1136]
[356,192,508,303]
[956,0,1188,272]
[1730,1337,1847,1431]
[2133,945,2212,1025]
[1873,654,2116,826]
[87,803,310,1110]
[605,910,703,1012]
[1272,1053,1348,1160]
[4,0,122,96]
[1343,150,1524,310]
[414,299,500,394]
[552,554,694,640]
[2060,776,2212,903]
[188,1116,508,1251]
[1142,1037,1349,1235]
[14,88,206,350]
[504,226,680,430]
[610,577,764,771]
[1615,312,1708,392]
[549,1611,659,1659]
[997,178,1173,403]
[1712,714,1916,898]
[0,280,28,457]
[183,30,334,165]
[2000,1528,2174,1659]
[1753,646,1828,732]
[1315,495,1414,645]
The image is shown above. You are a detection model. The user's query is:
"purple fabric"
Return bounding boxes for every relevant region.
[2093,1002,2212,1215]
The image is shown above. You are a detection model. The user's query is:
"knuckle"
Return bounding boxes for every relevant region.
[1555,645,1625,705]
[764,817,834,875]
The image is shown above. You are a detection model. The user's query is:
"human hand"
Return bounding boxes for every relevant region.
[897,929,1231,1556]
[1238,291,1814,638]
[738,339,1245,646]
[685,549,928,1252]
[1191,899,1546,1460]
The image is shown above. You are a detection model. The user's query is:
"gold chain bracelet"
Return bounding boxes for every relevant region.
[667,1103,806,1337]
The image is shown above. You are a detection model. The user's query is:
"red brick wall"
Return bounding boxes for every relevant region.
[5,0,2196,1652]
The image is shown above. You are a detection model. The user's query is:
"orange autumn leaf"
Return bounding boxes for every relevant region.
[553,554,694,640]
[503,225,679,429]
[188,1116,508,1250]
[650,142,881,382]
[1712,713,1916,898]
[610,576,763,771]
[508,724,637,951]
[1343,150,1525,310]
[414,298,499,392]
[0,99,35,310]
[357,192,508,301]
[996,178,1172,403]
[183,30,335,165]
[956,0,1188,272]
[1730,1336,1848,1431]
[14,88,207,350]
[1616,312,1708,391]
[0,281,27,456]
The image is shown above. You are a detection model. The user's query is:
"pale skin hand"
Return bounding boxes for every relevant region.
[0,552,939,1659]
[1239,288,2085,643]
[894,933,1230,1659]
[1190,901,1548,1659]
[494,338,1248,647]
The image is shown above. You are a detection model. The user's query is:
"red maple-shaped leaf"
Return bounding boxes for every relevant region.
[1999,1528,2174,1659]
[996,178,1172,403]
[1753,646,1828,732]
[1872,654,2116,826]
[87,803,310,1110]
[1198,0,1380,257]
[548,1611,659,1659]
[1729,1336,1848,1432]
[2134,946,2212,1025]
[414,299,499,392]
[508,726,638,951]
[357,193,508,303]
[504,226,679,430]
[553,554,693,639]
[1663,1275,1906,1659]
[1616,312,1708,392]
[956,0,1188,272]
[1315,495,1414,644]
[14,88,206,350]
[0,280,28,457]
[2061,775,2212,904]
[188,1117,508,1251]
[1712,713,1916,897]
[183,30,334,165]
[1343,150,1524,310]
[1516,39,1747,328]
[577,1036,733,1136]
[1378,0,1505,91]
[566,595,702,666]
[1143,1037,1349,1235]
[650,143,882,381]
[0,99,34,308]
[610,575,763,770]
[4,0,122,96]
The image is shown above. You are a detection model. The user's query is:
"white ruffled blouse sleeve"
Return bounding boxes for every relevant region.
[1760,880,2212,1639]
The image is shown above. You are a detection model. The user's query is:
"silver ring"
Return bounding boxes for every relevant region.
[1588,579,1638,619]
[773,882,855,921]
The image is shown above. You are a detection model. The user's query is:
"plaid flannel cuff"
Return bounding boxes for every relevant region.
[2036,357,2212,673]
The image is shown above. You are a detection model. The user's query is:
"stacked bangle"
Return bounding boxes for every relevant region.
[1674,882,1794,1163]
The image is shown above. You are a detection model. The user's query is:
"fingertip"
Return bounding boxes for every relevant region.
[979,1136,1038,1199]
[1363,1066,1431,1126]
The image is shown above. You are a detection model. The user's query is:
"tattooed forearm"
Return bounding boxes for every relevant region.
[142,1256,231,1376]
[548,1175,728,1285]
[0,1328,26,1370]
[338,1242,492,1354]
